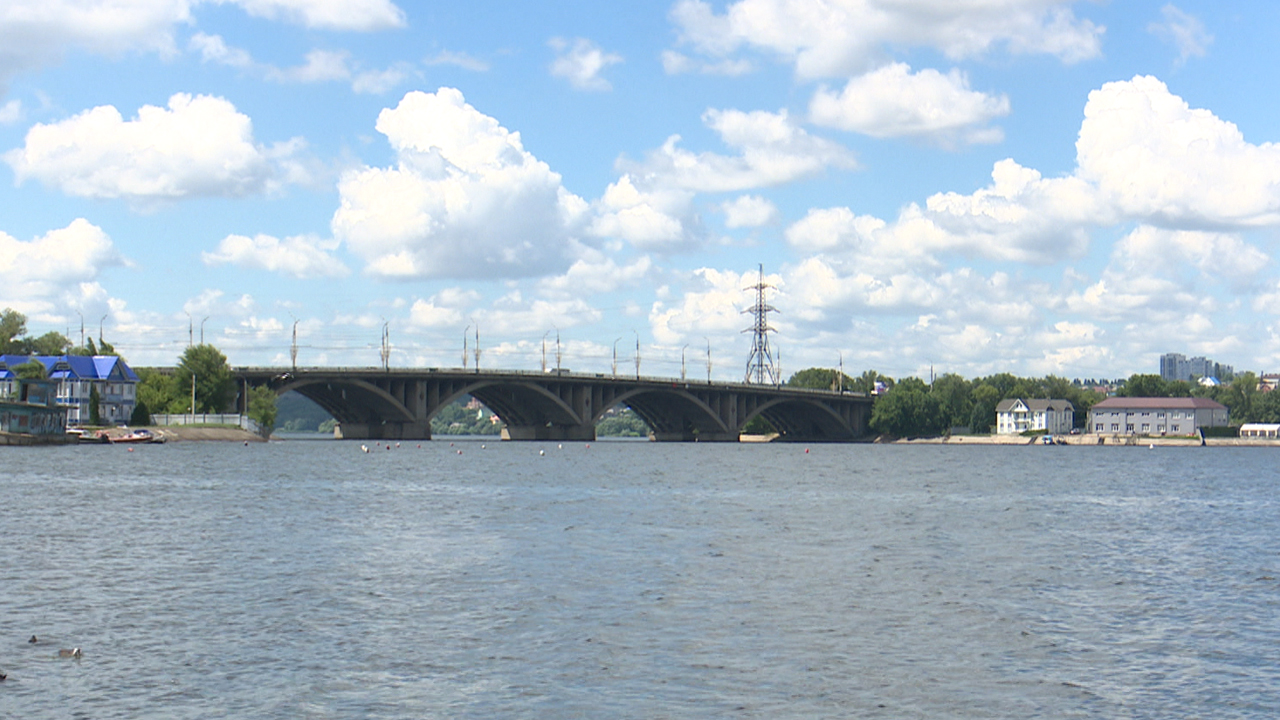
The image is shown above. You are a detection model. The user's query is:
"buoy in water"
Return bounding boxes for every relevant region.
[361,444,369,453]
[539,449,545,456]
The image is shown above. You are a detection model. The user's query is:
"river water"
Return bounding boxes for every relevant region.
[1,440,1277,719]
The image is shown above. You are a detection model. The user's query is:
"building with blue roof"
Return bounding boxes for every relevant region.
[0,354,139,426]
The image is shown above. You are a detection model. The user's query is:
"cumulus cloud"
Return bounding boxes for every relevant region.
[216,0,406,31]
[0,0,190,88]
[668,0,1103,79]
[4,93,305,205]
[1149,4,1212,64]
[549,37,623,91]
[624,107,855,193]
[0,219,124,314]
[266,49,352,83]
[189,32,253,68]
[660,49,753,76]
[809,63,1010,146]
[1075,75,1280,228]
[202,233,350,279]
[649,267,777,345]
[537,254,654,299]
[721,194,778,227]
[589,176,697,251]
[332,87,589,280]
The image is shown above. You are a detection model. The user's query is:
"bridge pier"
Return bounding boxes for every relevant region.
[501,424,596,441]
[335,420,432,441]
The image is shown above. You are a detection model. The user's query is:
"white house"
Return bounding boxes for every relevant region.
[995,398,1075,435]
[1088,397,1228,436]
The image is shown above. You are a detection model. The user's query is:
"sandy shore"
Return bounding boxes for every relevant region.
[93,426,268,443]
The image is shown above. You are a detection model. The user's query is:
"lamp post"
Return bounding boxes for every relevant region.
[463,324,470,369]
[681,344,688,381]
[555,328,562,373]
[633,330,640,379]
[98,314,108,349]
[704,337,712,383]
[200,316,210,345]
[612,338,621,378]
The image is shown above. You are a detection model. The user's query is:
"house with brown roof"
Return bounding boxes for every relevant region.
[995,398,1075,435]
[1088,397,1229,436]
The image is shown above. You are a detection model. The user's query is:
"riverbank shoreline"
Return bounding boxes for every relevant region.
[890,433,1279,447]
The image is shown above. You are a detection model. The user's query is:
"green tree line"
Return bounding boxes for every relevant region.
[790,367,1280,437]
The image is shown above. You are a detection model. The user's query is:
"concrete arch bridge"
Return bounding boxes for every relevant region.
[235,367,873,442]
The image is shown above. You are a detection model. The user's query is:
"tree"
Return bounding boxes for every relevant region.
[1221,372,1260,424]
[930,373,972,430]
[1118,373,1168,398]
[247,385,278,432]
[130,400,152,426]
[15,359,47,379]
[850,369,893,394]
[135,368,181,415]
[968,383,1002,434]
[27,331,71,355]
[870,377,946,437]
[0,308,27,353]
[787,367,853,391]
[176,344,235,414]
[89,385,101,425]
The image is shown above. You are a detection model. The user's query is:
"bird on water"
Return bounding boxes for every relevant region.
[58,648,82,659]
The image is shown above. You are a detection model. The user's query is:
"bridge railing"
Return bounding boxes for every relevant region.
[152,413,263,435]
[235,366,870,398]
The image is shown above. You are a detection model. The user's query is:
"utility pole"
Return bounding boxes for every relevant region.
[742,264,779,385]
[555,328,562,372]
[76,310,85,349]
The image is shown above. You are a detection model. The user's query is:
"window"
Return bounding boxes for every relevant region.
[1126,424,1135,432]
[1095,423,1103,431]
[1141,423,1150,432]
[1111,423,1120,431]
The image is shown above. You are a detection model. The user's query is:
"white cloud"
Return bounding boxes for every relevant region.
[266,49,352,83]
[0,99,21,124]
[202,233,350,279]
[809,63,1010,146]
[660,49,753,76]
[537,254,654,299]
[1149,4,1212,64]
[332,87,589,280]
[1076,75,1280,228]
[215,0,406,31]
[0,219,124,314]
[649,267,776,345]
[668,0,1103,79]
[189,32,253,68]
[425,50,489,72]
[407,287,481,328]
[625,107,855,193]
[4,93,304,204]
[589,175,696,250]
[721,194,778,227]
[549,37,623,91]
[0,0,190,88]
[192,36,409,94]
[352,64,412,94]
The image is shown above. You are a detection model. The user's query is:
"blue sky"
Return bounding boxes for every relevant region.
[2,0,1278,382]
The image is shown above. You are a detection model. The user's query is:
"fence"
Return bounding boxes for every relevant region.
[152,413,264,436]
